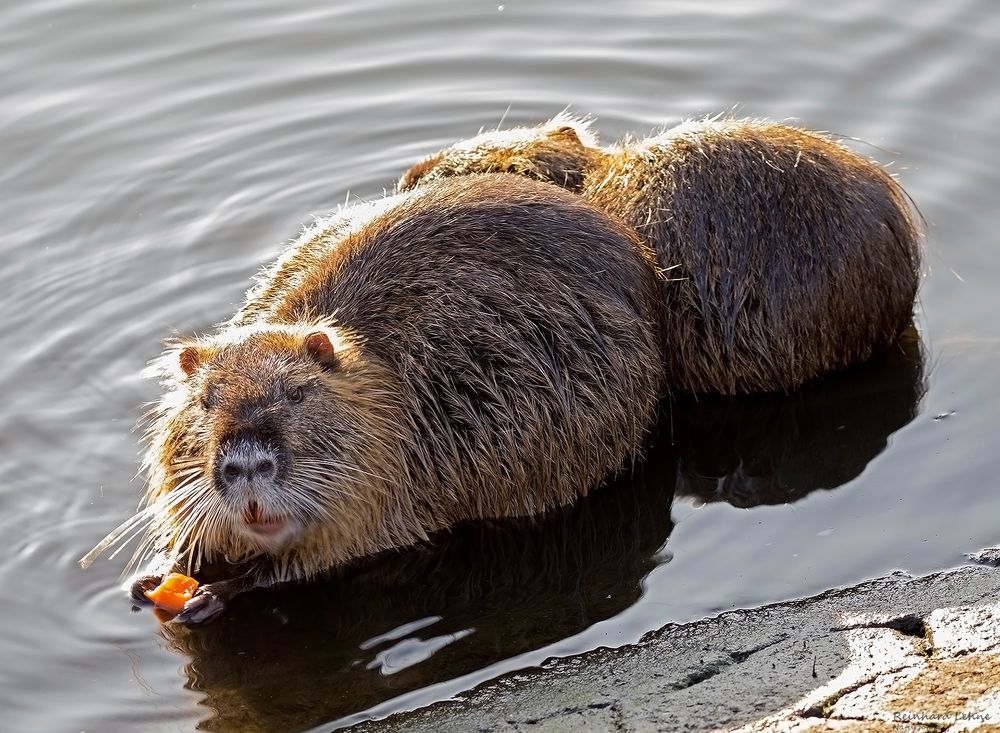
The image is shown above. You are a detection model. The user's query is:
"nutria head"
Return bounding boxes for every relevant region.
[397,114,603,193]
[133,323,410,579]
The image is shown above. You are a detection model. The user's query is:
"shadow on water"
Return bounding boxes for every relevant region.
[161,328,924,733]
[673,327,926,508]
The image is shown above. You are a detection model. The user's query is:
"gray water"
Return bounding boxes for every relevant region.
[3,1,999,731]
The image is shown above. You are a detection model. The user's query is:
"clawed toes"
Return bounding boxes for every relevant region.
[173,589,226,625]
[128,574,163,606]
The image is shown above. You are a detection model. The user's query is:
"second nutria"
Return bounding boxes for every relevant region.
[399,115,922,395]
[82,174,665,623]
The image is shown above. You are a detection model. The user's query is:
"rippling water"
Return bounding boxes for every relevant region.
[3,1,999,731]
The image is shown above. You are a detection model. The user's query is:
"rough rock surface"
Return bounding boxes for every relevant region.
[357,557,1000,733]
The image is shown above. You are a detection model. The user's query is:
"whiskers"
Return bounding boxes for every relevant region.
[274,454,389,544]
[81,423,406,584]
[78,460,231,576]
[78,498,169,569]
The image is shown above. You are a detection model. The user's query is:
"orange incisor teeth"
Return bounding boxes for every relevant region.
[244,500,261,524]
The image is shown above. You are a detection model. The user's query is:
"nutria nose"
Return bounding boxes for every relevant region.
[217,438,280,490]
[221,457,275,483]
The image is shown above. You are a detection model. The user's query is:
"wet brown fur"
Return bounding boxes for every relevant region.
[399,116,922,394]
[108,174,665,591]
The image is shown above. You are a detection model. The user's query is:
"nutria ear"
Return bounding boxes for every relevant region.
[178,346,202,377]
[397,153,444,191]
[305,331,339,368]
[547,125,582,146]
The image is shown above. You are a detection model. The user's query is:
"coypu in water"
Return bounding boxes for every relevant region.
[399,114,922,395]
[81,174,665,624]
[155,327,924,731]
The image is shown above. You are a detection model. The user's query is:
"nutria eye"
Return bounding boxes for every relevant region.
[286,386,304,403]
[200,392,213,410]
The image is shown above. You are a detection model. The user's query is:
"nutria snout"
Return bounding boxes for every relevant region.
[214,436,291,543]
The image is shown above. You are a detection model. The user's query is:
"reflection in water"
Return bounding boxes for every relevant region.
[673,327,925,508]
[163,329,923,732]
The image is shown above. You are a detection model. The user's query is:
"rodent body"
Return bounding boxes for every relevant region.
[87,174,665,622]
[399,115,922,394]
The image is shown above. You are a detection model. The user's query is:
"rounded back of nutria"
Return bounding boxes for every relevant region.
[399,116,922,395]
[89,174,665,599]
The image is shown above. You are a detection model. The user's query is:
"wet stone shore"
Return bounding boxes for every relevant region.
[357,553,1000,733]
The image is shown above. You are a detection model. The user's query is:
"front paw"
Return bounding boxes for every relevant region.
[173,585,227,625]
[128,574,163,607]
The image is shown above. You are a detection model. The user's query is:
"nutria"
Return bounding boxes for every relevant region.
[399,115,922,394]
[81,174,665,623]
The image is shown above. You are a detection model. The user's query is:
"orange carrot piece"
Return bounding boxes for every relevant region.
[145,572,200,614]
